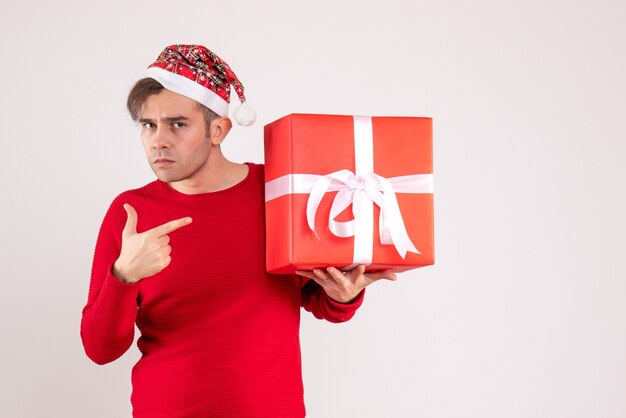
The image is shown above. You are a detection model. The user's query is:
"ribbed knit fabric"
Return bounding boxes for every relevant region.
[80,162,364,418]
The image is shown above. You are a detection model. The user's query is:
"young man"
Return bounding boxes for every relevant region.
[81,44,396,418]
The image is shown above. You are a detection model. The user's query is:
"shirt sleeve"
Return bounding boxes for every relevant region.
[80,195,139,365]
[299,276,365,323]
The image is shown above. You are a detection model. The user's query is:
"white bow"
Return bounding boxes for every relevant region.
[306,169,421,258]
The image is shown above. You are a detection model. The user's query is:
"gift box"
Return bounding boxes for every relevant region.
[264,114,434,274]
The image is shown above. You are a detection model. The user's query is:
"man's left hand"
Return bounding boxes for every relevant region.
[296,265,397,304]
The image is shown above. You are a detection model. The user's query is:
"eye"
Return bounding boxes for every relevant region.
[173,122,186,128]
[142,122,156,129]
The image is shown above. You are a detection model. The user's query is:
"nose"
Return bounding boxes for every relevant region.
[152,125,171,150]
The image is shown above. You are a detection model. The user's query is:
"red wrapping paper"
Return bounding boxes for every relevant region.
[264,114,434,274]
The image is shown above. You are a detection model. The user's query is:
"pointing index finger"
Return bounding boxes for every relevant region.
[149,216,193,237]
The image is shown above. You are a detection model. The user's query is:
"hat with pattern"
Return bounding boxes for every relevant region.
[146,44,256,127]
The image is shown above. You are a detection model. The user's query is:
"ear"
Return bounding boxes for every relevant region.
[208,117,233,145]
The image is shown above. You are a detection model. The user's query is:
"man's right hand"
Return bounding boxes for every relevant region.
[112,203,192,284]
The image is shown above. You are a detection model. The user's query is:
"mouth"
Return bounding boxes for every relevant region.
[154,158,175,167]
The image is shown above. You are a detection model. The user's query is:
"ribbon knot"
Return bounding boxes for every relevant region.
[305,169,420,258]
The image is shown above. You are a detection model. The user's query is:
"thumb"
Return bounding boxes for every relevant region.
[122,203,138,237]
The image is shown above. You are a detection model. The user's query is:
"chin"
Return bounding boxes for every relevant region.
[152,168,184,183]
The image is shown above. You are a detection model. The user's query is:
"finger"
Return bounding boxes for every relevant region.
[156,235,170,247]
[315,268,333,279]
[162,255,172,269]
[122,204,138,237]
[306,269,332,289]
[347,265,366,279]
[149,216,193,237]
[303,268,331,283]
[325,267,347,283]
[162,245,172,257]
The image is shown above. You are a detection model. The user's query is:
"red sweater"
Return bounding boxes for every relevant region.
[81,163,364,418]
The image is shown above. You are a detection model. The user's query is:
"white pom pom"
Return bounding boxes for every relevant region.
[233,103,257,127]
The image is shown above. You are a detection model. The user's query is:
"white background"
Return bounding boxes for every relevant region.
[1,0,625,417]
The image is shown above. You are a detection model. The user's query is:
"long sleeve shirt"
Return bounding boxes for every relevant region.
[80,162,364,418]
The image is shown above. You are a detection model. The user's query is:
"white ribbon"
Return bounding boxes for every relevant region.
[265,116,433,264]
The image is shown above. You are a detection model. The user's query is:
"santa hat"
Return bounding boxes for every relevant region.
[146,44,256,127]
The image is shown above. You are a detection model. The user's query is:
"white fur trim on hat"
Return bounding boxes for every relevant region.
[146,66,229,117]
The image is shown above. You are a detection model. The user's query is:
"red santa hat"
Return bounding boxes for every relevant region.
[146,44,256,127]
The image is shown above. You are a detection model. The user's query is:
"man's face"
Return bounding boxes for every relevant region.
[139,89,211,184]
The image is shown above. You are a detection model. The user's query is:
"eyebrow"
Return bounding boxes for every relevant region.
[139,116,191,123]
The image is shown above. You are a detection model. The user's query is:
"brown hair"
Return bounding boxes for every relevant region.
[126,78,220,136]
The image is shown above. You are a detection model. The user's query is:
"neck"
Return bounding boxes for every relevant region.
[168,148,249,194]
